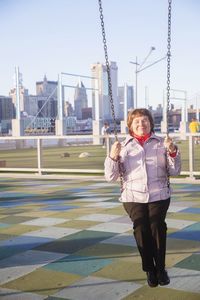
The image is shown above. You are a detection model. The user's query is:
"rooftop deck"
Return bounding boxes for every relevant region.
[0,176,200,299]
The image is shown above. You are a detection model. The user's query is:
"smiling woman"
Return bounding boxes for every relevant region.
[104,107,181,287]
[99,4,181,285]
[127,109,153,137]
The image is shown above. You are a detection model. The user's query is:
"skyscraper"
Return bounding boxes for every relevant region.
[91,61,119,121]
[118,84,134,120]
[36,75,57,98]
[0,96,14,120]
[74,81,88,120]
[9,87,29,114]
[35,75,58,118]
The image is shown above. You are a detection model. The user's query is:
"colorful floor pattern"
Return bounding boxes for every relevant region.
[0,177,200,300]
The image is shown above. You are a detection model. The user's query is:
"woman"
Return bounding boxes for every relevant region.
[104,108,181,288]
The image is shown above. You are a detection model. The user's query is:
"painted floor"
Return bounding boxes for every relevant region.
[0,177,200,300]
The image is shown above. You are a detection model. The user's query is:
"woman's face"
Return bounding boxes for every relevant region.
[131,115,151,136]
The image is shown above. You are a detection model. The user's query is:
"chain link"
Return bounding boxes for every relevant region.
[166,0,172,188]
[166,0,172,136]
[98,0,118,141]
[98,0,124,192]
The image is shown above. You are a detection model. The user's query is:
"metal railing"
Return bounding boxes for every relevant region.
[0,133,199,178]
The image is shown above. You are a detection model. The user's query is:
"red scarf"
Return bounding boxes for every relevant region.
[132,132,177,157]
[132,132,151,146]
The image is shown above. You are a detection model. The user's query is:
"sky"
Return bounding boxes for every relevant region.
[0,0,200,109]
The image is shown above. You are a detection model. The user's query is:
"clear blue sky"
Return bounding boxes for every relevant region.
[0,0,200,109]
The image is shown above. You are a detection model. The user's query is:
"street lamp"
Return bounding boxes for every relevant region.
[130,47,167,108]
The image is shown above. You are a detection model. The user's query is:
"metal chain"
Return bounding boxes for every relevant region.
[98,0,118,141]
[98,0,124,192]
[166,0,172,188]
[98,0,172,192]
[166,0,172,136]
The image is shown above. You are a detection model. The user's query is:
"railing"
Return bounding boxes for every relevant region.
[0,133,199,178]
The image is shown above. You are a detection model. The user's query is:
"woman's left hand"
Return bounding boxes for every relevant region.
[164,136,177,153]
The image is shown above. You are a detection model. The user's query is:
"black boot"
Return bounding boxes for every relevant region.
[146,270,158,287]
[157,269,170,286]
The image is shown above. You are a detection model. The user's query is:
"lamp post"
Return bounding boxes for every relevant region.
[130,47,167,108]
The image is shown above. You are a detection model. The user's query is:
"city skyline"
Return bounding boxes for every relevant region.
[0,0,200,109]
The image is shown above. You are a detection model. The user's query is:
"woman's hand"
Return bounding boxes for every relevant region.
[109,141,121,161]
[164,136,177,153]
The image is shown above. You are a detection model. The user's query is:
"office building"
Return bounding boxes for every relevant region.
[74,81,88,120]
[36,75,57,98]
[91,61,119,121]
[0,96,14,120]
[9,87,29,114]
[118,84,134,120]
[65,101,74,117]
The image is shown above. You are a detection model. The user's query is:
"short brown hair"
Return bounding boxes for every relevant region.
[127,108,154,134]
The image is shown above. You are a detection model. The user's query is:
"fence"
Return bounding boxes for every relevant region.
[0,133,199,178]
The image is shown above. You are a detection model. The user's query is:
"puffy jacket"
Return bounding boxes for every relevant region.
[104,134,181,203]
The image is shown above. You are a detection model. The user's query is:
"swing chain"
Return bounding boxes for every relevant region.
[166,0,172,136]
[98,0,118,141]
[98,0,124,192]
[166,0,172,188]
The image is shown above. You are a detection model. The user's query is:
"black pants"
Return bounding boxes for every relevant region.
[123,199,170,272]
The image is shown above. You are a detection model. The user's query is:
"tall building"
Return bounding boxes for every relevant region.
[0,96,14,134]
[9,67,30,117]
[64,101,74,117]
[37,96,57,118]
[74,81,88,120]
[82,107,92,120]
[118,84,134,120]
[0,96,14,120]
[25,95,38,117]
[36,75,57,97]
[9,87,29,114]
[34,75,58,118]
[91,61,119,121]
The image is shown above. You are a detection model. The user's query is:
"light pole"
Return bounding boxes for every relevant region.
[130,47,167,108]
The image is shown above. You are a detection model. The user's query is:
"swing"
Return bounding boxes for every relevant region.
[98,0,172,189]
